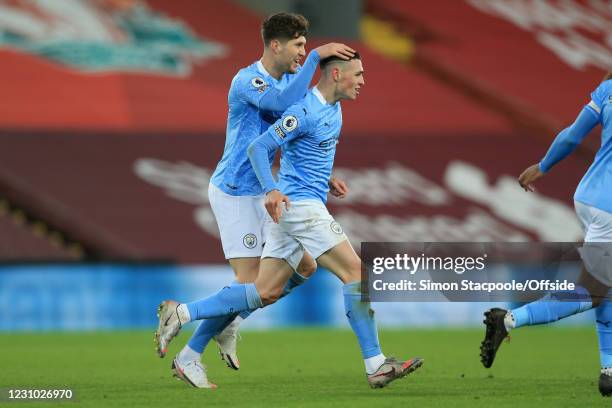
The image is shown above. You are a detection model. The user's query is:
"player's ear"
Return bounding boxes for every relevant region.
[270,39,282,54]
[332,67,341,82]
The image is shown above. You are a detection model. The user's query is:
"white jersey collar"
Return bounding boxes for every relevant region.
[312,86,328,105]
[256,60,272,78]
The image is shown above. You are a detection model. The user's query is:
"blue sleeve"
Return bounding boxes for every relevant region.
[257,50,320,111]
[589,80,610,117]
[538,107,599,173]
[247,132,280,193]
[247,104,310,192]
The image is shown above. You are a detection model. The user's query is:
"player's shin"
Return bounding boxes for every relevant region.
[342,281,386,374]
[182,315,236,360]
[508,285,593,329]
[281,271,309,297]
[185,282,263,321]
[596,294,612,372]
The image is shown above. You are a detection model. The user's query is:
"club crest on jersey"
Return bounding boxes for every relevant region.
[282,115,298,132]
[243,233,257,249]
[330,221,343,235]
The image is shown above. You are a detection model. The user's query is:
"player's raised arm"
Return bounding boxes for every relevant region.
[258,43,355,112]
[257,50,320,112]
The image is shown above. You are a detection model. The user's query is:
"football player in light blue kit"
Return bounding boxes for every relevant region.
[480,71,612,396]
[156,52,424,389]
[154,13,355,388]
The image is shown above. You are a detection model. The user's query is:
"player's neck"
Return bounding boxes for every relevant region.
[260,53,284,80]
[316,81,339,104]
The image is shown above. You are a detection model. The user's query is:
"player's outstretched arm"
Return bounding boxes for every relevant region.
[258,50,321,112]
[518,106,598,192]
[258,44,355,112]
[538,106,599,173]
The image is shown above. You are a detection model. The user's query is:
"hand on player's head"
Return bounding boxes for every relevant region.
[315,43,355,60]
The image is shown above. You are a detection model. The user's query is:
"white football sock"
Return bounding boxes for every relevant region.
[177,345,201,366]
[364,353,386,375]
[176,304,191,324]
[602,367,612,376]
[504,311,516,332]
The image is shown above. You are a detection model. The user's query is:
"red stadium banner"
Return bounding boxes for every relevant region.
[0,130,587,263]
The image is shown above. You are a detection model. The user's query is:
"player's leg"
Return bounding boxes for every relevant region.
[259,202,318,298]
[175,188,311,372]
[480,201,610,369]
[159,217,304,355]
[479,264,597,368]
[284,200,422,387]
[316,240,423,388]
[158,184,262,386]
[254,218,306,305]
[582,205,612,396]
[255,257,296,305]
[596,293,612,396]
[208,258,259,369]
[187,239,316,370]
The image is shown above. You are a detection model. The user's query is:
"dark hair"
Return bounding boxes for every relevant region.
[261,13,308,45]
[320,51,361,69]
[604,71,612,82]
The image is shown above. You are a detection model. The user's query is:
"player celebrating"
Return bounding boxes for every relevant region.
[154,12,355,388]
[480,71,612,396]
[156,52,424,389]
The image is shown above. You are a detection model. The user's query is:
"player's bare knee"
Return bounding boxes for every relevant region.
[340,264,362,284]
[259,287,283,306]
[297,259,317,278]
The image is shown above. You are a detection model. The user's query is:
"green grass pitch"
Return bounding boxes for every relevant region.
[0,327,608,407]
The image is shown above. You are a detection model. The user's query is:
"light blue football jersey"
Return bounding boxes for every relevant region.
[575,79,612,213]
[210,61,295,196]
[265,87,342,204]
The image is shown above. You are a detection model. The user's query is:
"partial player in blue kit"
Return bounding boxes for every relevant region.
[155,52,424,390]
[480,71,612,397]
[154,12,355,388]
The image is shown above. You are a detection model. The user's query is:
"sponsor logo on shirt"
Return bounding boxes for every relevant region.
[319,137,338,149]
